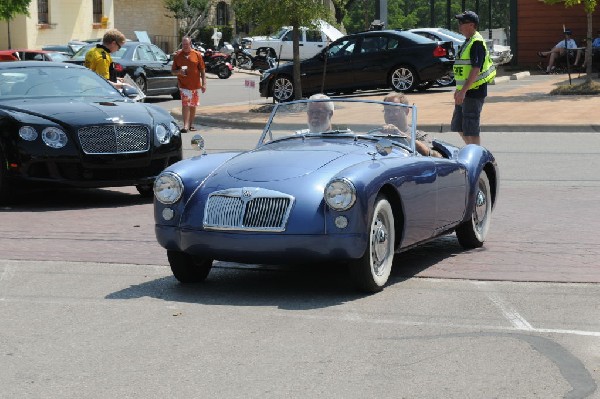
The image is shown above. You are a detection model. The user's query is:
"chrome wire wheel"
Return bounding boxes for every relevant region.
[390,66,417,92]
[272,76,294,102]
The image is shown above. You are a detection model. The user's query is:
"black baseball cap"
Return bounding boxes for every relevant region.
[455,11,479,24]
[564,29,572,35]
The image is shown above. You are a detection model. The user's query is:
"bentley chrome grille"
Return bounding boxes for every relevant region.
[78,125,150,154]
[204,188,294,232]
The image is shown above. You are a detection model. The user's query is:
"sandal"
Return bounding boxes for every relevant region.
[180,128,188,133]
[189,126,197,131]
[537,51,546,58]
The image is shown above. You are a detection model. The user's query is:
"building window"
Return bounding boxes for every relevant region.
[38,0,49,24]
[93,0,103,23]
[216,1,228,26]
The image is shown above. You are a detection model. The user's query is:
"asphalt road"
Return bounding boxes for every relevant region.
[1,74,599,397]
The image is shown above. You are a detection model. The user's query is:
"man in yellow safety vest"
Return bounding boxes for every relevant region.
[450,11,496,145]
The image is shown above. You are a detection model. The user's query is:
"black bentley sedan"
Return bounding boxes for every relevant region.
[68,41,180,98]
[0,62,182,202]
[259,30,455,102]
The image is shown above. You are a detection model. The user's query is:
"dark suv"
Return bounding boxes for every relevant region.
[259,30,455,102]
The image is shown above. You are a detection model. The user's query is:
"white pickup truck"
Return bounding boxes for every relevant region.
[246,20,343,61]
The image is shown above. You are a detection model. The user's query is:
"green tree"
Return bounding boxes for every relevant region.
[0,0,32,48]
[164,0,211,39]
[543,0,597,82]
[232,0,331,100]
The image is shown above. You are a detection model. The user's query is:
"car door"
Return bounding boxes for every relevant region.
[432,158,468,232]
[148,44,176,91]
[277,30,294,60]
[133,44,172,94]
[302,30,328,59]
[301,37,358,93]
[351,34,393,87]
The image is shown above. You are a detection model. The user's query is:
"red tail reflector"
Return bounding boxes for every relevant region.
[433,45,447,57]
[114,63,124,72]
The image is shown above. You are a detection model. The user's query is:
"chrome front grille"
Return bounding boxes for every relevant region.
[204,188,294,232]
[78,125,150,154]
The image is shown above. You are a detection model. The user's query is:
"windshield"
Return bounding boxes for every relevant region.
[437,28,466,41]
[272,27,289,39]
[259,99,417,152]
[0,65,123,99]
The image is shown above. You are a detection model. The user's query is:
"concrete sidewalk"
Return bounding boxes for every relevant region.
[178,72,600,132]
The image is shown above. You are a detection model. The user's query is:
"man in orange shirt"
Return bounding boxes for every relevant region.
[172,36,206,132]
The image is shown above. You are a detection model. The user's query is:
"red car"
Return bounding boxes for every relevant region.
[0,49,71,62]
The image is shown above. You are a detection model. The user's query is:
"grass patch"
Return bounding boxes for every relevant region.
[551,80,600,95]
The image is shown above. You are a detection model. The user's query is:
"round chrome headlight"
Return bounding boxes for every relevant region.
[155,124,170,144]
[170,121,180,136]
[154,172,183,204]
[324,178,356,211]
[19,126,38,141]
[41,127,68,148]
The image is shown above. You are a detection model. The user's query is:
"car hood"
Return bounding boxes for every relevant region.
[226,146,348,182]
[1,98,158,125]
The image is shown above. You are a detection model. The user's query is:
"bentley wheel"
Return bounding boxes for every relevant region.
[167,250,213,283]
[390,66,418,92]
[272,76,294,102]
[350,195,395,293]
[134,75,147,95]
[456,172,492,248]
[135,184,154,198]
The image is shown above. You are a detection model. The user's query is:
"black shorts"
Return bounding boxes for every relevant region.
[450,96,485,136]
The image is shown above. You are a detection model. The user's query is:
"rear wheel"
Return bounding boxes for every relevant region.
[216,64,232,79]
[167,250,213,283]
[134,75,147,95]
[456,172,492,248]
[272,76,294,102]
[349,195,395,293]
[390,66,418,92]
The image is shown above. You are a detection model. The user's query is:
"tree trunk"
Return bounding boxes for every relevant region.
[585,11,592,83]
[292,25,303,100]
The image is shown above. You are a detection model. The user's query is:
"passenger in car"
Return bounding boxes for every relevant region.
[307,93,334,133]
[381,92,442,157]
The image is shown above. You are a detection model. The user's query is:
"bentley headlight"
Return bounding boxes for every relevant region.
[155,124,170,144]
[170,121,180,136]
[324,178,356,211]
[19,126,38,141]
[154,172,183,204]
[41,127,67,148]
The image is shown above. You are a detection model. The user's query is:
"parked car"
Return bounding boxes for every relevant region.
[0,62,182,202]
[68,41,180,98]
[42,41,87,56]
[153,98,498,292]
[259,30,455,102]
[6,49,72,62]
[409,27,513,65]
[0,50,20,61]
[246,20,343,60]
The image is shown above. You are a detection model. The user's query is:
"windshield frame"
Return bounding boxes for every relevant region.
[260,98,418,155]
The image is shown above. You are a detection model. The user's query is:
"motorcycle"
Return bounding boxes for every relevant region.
[232,43,276,72]
[192,42,233,79]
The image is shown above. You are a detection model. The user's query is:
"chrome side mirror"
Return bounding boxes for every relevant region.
[191,134,205,151]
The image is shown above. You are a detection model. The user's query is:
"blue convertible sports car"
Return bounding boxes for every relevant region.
[153,98,499,292]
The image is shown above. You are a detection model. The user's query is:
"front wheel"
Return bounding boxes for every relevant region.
[389,66,418,92]
[456,172,492,248]
[272,76,294,102]
[167,250,213,283]
[349,195,395,293]
[135,184,153,198]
